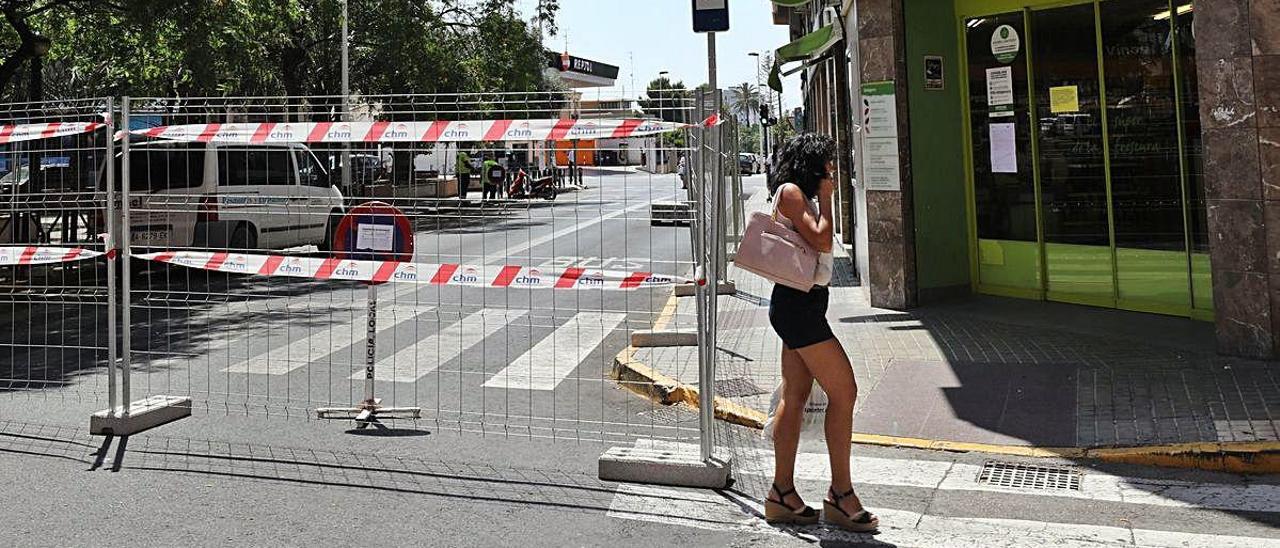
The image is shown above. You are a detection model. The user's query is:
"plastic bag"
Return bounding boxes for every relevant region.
[762,380,828,440]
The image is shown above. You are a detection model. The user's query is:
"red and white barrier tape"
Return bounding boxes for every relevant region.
[131,118,688,144]
[136,251,689,290]
[0,246,105,265]
[701,113,726,127]
[0,121,104,144]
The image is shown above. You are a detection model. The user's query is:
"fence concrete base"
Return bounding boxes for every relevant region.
[599,446,732,489]
[90,395,192,436]
[630,329,698,347]
[674,280,736,297]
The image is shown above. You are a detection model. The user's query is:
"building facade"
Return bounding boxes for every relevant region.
[770,0,1280,359]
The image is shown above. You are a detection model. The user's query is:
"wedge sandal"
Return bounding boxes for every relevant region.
[822,487,879,532]
[764,484,819,525]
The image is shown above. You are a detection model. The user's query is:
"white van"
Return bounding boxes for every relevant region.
[102,142,345,251]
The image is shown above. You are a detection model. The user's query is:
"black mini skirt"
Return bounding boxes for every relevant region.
[768,284,834,350]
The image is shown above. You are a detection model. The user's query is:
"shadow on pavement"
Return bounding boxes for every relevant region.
[0,419,757,533]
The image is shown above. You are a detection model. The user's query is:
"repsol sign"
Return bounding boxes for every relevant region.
[546,51,620,80]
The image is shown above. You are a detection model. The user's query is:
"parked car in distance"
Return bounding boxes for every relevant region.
[98,141,344,252]
[739,153,765,175]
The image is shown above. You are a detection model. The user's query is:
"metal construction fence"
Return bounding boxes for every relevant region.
[0,97,116,411]
[0,91,764,464]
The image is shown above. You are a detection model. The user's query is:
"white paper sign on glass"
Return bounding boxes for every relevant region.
[989,122,1018,174]
[986,67,1014,108]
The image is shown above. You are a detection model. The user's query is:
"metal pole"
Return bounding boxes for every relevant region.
[341,0,352,195]
[698,33,721,464]
[714,94,728,281]
[104,96,118,415]
[363,283,377,404]
[119,96,132,416]
[734,142,745,244]
[753,53,768,160]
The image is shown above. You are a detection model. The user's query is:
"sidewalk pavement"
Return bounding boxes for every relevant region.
[616,191,1280,473]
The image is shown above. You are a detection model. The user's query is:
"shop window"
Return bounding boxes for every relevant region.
[966,13,1036,243]
[1032,3,1108,248]
[1102,0,1183,252]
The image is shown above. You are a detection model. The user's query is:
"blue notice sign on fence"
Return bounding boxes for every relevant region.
[130,115,163,131]
[40,156,70,168]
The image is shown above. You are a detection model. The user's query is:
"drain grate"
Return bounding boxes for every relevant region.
[714,377,768,398]
[977,461,1082,491]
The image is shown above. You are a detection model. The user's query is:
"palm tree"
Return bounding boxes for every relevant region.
[729,82,760,126]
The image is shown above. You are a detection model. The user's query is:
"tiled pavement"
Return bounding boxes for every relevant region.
[632,194,1280,450]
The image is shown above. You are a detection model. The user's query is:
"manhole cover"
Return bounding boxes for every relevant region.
[977,461,1082,491]
[714,377,767,398]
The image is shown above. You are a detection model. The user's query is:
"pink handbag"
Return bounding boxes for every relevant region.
[733,195,818,292]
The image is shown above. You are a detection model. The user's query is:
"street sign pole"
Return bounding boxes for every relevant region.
[700,29,721,466]
[316,202,421,427]
[597,1,732,488]
[341,0,352,196]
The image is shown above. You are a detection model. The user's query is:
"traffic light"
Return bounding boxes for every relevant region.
[759,104,770,124]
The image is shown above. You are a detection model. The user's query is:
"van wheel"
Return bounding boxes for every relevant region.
[320,213,339,252]
[230,224,257,251]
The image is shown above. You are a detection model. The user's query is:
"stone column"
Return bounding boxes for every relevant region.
[1197,0,1278,358]
[858,0,917,308]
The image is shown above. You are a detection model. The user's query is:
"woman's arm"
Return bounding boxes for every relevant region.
[777,180,834,253]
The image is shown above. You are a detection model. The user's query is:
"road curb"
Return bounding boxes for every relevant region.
[610,291,767,429]
[610,292,1280,474]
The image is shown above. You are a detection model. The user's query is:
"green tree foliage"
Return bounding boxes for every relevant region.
[0,0,560,101]
[728,82,759,126]
[639,76,690,124]
[640,75,691,149]
[737,122,759,154]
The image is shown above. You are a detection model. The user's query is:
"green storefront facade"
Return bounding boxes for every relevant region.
[774,0,1280,358]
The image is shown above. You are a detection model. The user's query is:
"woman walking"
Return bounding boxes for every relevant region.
[763,134,878,532]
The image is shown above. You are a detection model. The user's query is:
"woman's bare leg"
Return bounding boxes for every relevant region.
[771,346,814,508]
[795,337,868,515]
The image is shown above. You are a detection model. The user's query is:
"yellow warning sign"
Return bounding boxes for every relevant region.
[1049,86,1079,114]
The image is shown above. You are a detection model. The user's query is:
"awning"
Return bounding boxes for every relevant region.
[770,0,814,6]
[768,23,842,92]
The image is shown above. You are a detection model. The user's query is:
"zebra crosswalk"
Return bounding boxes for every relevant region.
[482,312,628,391]
[221,306,432,376]
[207,305,629,392]
[356,308,528,383]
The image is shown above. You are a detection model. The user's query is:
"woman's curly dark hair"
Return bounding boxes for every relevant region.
[769,133,835,199]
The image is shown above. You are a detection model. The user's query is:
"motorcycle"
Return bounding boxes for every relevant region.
[507,168,557,200]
